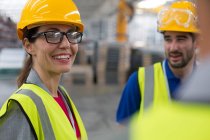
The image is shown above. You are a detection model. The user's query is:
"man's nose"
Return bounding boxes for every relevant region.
[170,40,178,51]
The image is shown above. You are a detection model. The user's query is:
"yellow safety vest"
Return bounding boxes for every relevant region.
[0,83,88,140]
[131,102,210,140]
[138,62,170,115]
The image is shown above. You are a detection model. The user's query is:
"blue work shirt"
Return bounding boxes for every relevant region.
[116,60,181,123]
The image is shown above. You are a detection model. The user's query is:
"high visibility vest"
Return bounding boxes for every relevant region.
[138,62,170,115]
[0,83,88,140]
[131,102,210,140]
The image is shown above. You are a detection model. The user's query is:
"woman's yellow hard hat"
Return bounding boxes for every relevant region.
[17,0,84,40]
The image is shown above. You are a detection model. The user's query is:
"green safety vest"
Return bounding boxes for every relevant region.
[138,62,170,115]
[0,83,88,140]
[131,102,210,140]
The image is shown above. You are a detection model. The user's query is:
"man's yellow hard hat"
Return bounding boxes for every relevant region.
[157,1,199,33]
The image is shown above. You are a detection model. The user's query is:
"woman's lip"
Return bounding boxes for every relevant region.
[53,55,70,59]
[52,54,72,64]
[52,53,71,58]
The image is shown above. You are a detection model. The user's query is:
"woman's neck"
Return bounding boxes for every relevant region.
[33,67,61,97]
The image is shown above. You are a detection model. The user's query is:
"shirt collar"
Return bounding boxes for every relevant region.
[26,69,51,94]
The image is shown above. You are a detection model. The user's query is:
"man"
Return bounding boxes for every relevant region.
[131,1,210,139]
[116,0,199,124]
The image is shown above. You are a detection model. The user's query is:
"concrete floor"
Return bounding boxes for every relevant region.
[63,84,129,140]
[0,75,129,140]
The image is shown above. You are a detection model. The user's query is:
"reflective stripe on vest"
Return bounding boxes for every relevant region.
[138,62,170,115]
[144,65,154,109]
[3,84,88,140]
[17,89,56,140]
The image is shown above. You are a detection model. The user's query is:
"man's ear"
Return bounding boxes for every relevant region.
[23,38,34,55]
[195,35,202,49]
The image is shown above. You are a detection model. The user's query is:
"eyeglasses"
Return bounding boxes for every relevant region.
[158,8,197,28]
[31,31,83,44]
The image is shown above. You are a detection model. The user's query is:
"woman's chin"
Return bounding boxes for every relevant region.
[57,67,71,74]
[62,68,71,73]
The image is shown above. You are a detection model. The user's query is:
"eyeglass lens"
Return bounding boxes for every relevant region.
[45,31,82,44]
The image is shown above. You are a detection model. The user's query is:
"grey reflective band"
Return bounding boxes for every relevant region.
[17,89,56,140]
[144,65,154,110]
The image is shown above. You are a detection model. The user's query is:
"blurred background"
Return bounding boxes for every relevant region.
[0,0,195,139]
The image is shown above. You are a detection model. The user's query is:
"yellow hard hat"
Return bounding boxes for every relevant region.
[17,0,84,40]
[157,1,199,33]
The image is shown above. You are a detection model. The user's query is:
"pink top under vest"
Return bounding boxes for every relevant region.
[54,93,81,138]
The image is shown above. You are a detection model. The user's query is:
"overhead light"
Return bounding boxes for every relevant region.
[136,0,172,9]
[133,41,146,48]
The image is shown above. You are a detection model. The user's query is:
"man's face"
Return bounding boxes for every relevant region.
[164,31,197,68]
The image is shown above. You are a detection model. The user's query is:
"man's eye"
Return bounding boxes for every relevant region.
[177,38,185,41]
[164,38,171,42]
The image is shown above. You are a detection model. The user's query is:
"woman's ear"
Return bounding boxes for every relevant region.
[23,38,34,55]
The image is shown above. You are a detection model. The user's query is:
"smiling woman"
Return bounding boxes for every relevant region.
[0,0,88,140]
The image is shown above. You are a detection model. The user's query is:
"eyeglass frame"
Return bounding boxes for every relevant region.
[30,31,83,44]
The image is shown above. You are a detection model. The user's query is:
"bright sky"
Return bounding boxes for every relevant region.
[0,0,27,22]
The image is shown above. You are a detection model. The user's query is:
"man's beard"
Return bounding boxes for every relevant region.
[167,51,194,69]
